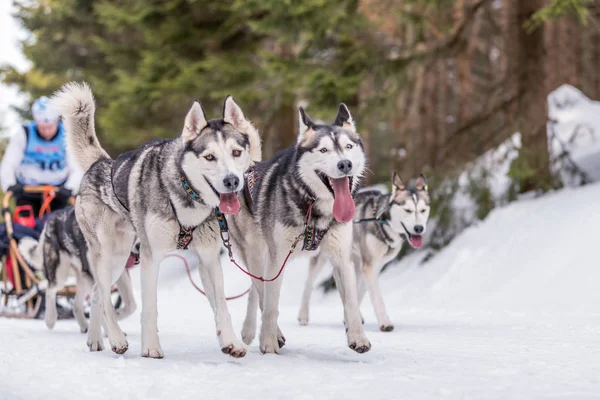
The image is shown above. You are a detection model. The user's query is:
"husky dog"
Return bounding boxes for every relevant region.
[298,173,430,331]
[18,206,137,333]
[228,104,371,354]
[51,82,260,358]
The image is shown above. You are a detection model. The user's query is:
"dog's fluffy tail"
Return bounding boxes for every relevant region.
[19,236,44,271]
[51,82,110,171]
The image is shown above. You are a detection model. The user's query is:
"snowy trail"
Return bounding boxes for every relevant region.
[2,182,600,399]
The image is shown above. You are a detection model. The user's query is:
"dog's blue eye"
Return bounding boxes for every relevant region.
[346,144,353,149]
[320,148,328,153]
[204,154,215,161]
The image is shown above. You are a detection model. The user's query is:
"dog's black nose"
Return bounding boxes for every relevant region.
[337,160,353,174]
[414,225,424,234]
[223,175,240,191]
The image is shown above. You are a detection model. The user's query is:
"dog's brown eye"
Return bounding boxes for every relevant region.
[404,209,413,214]
[204,154,215,161]
[232,150,242,157]
[420,209,427,214]
[346,144,353,149]
[320,148,328,153]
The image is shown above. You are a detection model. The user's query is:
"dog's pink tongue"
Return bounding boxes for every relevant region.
[331,177,355,223]
[125,253,137,270]
[219,193,240,215]
[410,235,423,248]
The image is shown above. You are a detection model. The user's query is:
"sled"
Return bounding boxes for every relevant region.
[0,186,121,319]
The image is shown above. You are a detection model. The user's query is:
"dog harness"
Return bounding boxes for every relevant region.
[245,167,328,251]
[173,175,208,250]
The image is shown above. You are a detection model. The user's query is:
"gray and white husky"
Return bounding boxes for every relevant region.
[18,206,137,333]
[227,104,371,354]
[298,173,430,331]
[52,82,260,358]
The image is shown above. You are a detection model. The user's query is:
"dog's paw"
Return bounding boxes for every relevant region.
[44,314,56,330]
[241,325,256,345]
[221,341,247,358]
[141,346,164,359]
[87,338,104,352]
[80,326,88,334]
[259,332,281,354]
[380,324,394,332]
[110,337,129,355]
[277,327,286,349]
[348,334,371,354]
[298,309,309,326]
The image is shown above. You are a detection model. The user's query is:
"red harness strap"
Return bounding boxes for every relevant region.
[216,202,314,283]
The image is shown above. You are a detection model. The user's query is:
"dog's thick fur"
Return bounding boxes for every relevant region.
[298,173,431,331]
[52,82,260,358]
[19,206,137,333]
[228,104,371,354]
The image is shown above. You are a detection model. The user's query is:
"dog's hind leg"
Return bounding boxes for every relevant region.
[44,253,69,330]
[115,269,137,321]
[71,263,91,333]
[94,250,129,354]
[196,249,246,358]
[241,284,259,345]
[87,281,104,351]
[240,247,266,345]
[298,253,327,326]
[364,263,393,332]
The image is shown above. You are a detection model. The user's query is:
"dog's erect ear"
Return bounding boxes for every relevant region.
[182,100,208,143]
[415,174,428,192]
[223,95,248,132]
[333,103,356,132]
[223,95,262,163]
[390,171,405,201]
[298,107,316,143]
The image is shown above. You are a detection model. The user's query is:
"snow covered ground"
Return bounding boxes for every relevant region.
[1,180,600,399]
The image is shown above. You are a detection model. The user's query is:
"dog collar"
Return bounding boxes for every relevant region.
[180,175,206,205]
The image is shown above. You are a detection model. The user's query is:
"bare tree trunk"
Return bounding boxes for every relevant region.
[516,0,552,192]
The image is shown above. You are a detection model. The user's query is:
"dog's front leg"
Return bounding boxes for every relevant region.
[324,224,371,353]
[140,251,164,358]
[259,251,287,354]
[196,249,246,358]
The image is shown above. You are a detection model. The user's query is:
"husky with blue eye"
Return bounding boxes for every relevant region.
[52,82,260,359]
[227,104,371,354]
[298,173,431,332]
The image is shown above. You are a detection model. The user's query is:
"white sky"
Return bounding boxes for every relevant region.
[0,1,31,136]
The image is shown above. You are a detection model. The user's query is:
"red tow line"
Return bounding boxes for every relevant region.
[131,202,313,301]
[219,202,313,283]
[163,254,251,301]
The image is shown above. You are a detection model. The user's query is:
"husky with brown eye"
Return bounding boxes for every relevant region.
[226,103,371,355]
[52,82,261,359]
